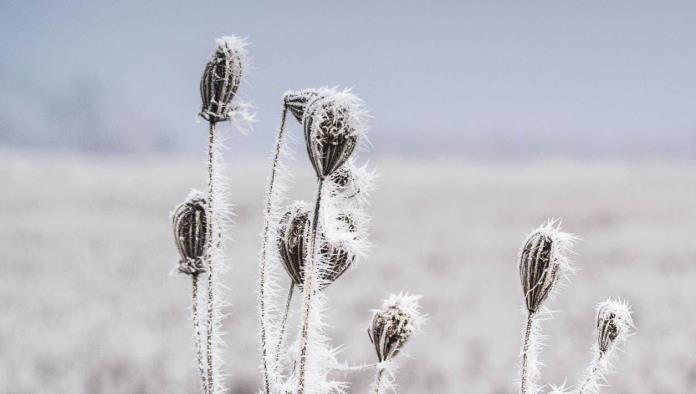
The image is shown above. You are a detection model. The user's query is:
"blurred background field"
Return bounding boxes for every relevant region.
[2,151,695,393]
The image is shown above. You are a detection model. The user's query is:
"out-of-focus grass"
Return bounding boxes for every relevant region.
[1,151,695,393]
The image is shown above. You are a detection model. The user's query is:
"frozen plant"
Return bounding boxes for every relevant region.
[516,220,635,394]
[170,35,250,394]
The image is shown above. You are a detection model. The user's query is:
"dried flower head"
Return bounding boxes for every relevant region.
[303,90,367,179]
[276,203,356,289]
[283,89,321,123]
[596,298,634,355]
[329,159,376,201]
[519,220,576,313]
[172,190,208,275]
[368,293,424,362]
[200,36,247,123]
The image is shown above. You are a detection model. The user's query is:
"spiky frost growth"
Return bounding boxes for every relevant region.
[303,91,368,179]
[296,90,369,394]
[172,190,208,275]
[576,299,634,394]
[367,293,425,394]
[200,36,247,123]
[277,203,361,289]
[171,190,209,393]
[518,220,576,394]
[328,159,376,205]
[198,35,249,394]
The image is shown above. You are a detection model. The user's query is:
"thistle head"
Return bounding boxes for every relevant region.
[172,190,208,275]
[368,293,425,363]
[276,203,357,289]
[303,90,367,179]
[596,298,634,356]
[519,219,576,313]
[199,36,247,123]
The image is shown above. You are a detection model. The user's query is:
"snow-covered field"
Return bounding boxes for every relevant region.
[2,152,695,393]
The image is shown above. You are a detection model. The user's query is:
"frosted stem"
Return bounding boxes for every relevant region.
[274,283,294,365]
[372,367,385,394]
[577,354,603,394]
[192,274,208,394]
[205,122,217,394]
[297,178,325,394]
[259,106,288,393]
[520,312,535,394]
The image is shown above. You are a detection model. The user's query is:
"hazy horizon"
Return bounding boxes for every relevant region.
[1,1,695,157]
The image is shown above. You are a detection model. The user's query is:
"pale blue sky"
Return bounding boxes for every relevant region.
[1,0,695,156]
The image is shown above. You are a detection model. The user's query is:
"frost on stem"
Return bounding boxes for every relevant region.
[200,36,247,123]
[576,299,634,394]
[296,90,369,394]
[518,220,576,394]
[367,293,425,394]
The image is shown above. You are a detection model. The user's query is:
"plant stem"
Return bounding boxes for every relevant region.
[192,274,208,394]
[274,282,294,366]
[520,312,535,394]
[577,355,602,394]
[259,106,288,394]
[297,178,325,394]
[373,367,385,394]
[205,121,217,394]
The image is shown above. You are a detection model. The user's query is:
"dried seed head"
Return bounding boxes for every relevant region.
[596,298,634,355]
[283,88,320,123]
[329,159,376,201]
[172,190,208,275]
[368,293,424,362]
[519,220,575,313]
[276,203,356,289]
[303,90,367,179]
[199,36,247,123]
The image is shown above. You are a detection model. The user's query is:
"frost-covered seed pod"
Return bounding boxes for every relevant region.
[596,299,633,355]
[283,89,321,123]
[200,36,246,123]
[519,221,573,313]
[172,192,208,275]
[367,294,423,362]
[276,204,355,289]
[303,93,364,179]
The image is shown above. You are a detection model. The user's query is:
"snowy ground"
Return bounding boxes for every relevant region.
[2,151,695,393]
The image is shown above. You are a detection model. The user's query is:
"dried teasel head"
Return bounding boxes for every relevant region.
[303,90,367,179]
[519,220,576,313]
[199,36,247,123]
[172,190,208,275]
[276,203,357,289]
[368,293,425,363]
[596,298,634,356]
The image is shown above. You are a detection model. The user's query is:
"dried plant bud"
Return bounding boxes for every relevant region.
[276,203,356,289]
[368,293,424,362]
[329,159,376,201]
[596,299,634,355]
[283,89,321,123]
[303,91,367,179]
[519,220,575,313]
[200,36,247,123]
[172,191,208,275]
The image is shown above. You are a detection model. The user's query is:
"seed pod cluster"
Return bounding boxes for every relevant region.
[283,89,321,123]
[303,93,365,179]
[519,222,573,313]
[172,192,208,275]
[276,203,356,289]
[596,299,634,355]
[200,36,246,123]
[367,294,423,362]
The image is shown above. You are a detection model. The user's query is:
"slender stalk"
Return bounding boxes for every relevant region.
[274,283,294,365]
[205,121,217,394]
[192,274,208,394]
[577,355,602,394]
[520,312,535,394]
[372,367,385,394]
[297,178,325,394]
[259,106,289,393]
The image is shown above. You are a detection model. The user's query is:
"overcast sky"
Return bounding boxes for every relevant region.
[1,0,695,157]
